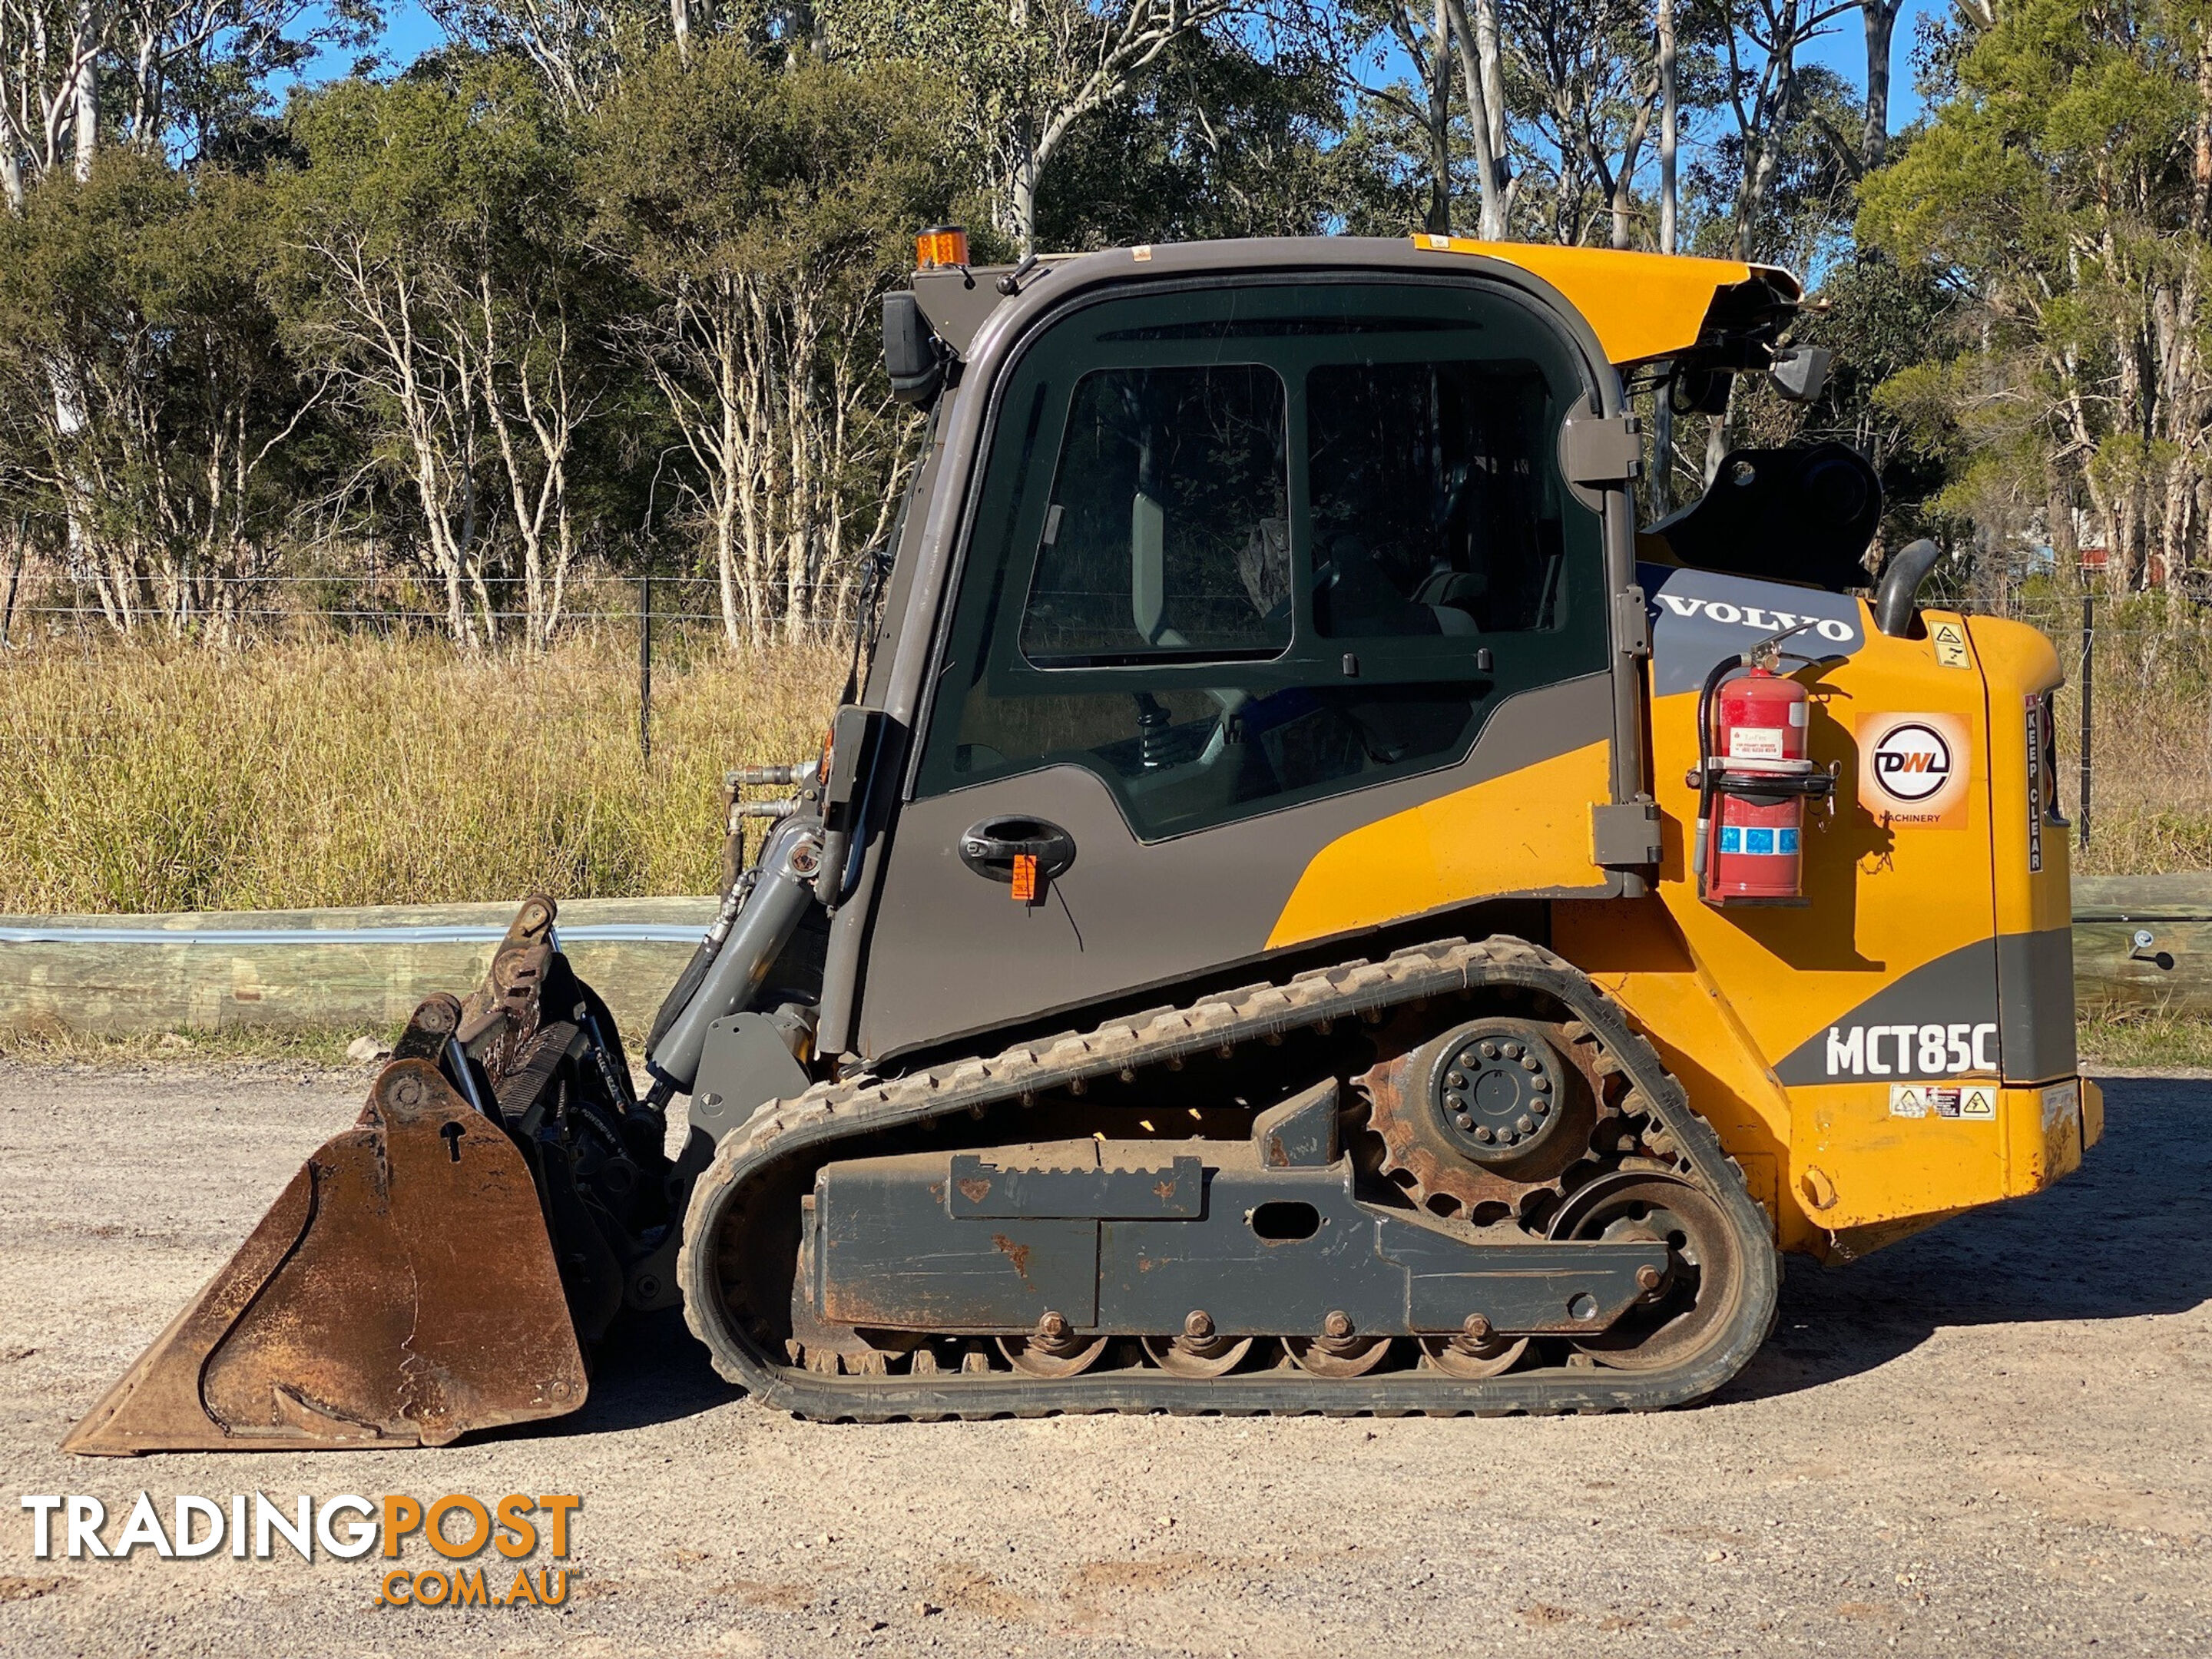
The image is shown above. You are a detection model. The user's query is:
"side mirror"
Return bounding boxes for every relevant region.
[882,292,944,408]
[1770,345,1832,405]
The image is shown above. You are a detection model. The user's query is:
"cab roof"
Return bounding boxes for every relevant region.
[1407,235,1803,366]
[909,235,1803,372]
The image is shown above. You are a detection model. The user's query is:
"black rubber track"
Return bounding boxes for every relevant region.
[676,935,1780,1419]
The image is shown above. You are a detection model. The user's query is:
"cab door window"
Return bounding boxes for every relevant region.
[914,281,1608,841]
[1019,363,1291,668]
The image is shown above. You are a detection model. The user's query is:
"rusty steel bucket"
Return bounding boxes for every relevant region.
[64,1035,588,1455]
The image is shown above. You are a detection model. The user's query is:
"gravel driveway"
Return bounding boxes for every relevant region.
[1,1062,2205,1657]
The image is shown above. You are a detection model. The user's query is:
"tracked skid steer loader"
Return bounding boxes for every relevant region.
[67,233,2097,1452]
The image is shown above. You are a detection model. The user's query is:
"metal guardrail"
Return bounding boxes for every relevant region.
[0,897,718,1041]
[0,922,704,945]
[0,881,2202,1043]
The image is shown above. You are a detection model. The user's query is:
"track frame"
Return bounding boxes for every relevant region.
[677,935,1780,1419]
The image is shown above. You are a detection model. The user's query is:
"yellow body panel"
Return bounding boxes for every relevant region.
[1268,589,2084,1260]
[1970,614,2072,942]
[1550,896,1794,1240]
[1408,236,1796,365]
[1267,740,1611,949]
[1651,606,1993,1082]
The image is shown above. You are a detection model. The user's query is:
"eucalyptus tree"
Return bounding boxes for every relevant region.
[586,45,961,644]
[816,0,1255,250]
[0,0,371,208]
[0,156,313,633]
[274,56,616,647]
[1862,0,2212,590]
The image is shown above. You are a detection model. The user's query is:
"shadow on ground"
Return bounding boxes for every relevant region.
[1724,1075,2212,1402]
[490,1306,736,1441]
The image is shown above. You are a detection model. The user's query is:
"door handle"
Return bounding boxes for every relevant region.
[959,816,1078,884]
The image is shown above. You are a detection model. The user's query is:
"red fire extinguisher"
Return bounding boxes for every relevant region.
[1690,651,1836,906]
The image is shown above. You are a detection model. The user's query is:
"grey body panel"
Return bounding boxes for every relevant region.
[689,1012,813,1140]
[1772,932,2073,1086]
[1996,926,2078,1083]
[1639,562,1867,697]
[856,674,1615,1059]
[818,239,1651,1061]
[807,1136,1665,1337]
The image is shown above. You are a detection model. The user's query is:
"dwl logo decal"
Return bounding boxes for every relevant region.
[1870,722,1952,803]
[1858,711,1970,828]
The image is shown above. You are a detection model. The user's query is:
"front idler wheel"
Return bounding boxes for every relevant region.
[1548,1172,1742,1371]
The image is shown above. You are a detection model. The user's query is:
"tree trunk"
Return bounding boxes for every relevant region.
[1657,0,1678,254]
[1006,146,1038,255]
[1652,0,1679,514]
[1427,0,1452,235]
[1442,0,1505,239]
[1860,0,1902,171]
[71,3,98,180]
[2048,475,2078,566]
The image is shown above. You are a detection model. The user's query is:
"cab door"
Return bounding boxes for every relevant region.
[853,276,1624,1061]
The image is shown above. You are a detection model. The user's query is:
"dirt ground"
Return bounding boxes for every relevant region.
[1,1061,2207,1658]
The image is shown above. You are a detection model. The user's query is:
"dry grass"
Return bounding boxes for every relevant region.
[2031,598,2212,876]
[0,598,2205,915]
[2075,1011,2212,1072]
[11,1008,2200,1077]
[0,1015,376,1068]
[0,635,842,913]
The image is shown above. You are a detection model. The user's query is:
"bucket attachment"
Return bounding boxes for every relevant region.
[64,894,664,1455]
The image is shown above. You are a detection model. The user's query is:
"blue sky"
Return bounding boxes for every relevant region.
[296,0,1945,133]
[1799,0,1942,127]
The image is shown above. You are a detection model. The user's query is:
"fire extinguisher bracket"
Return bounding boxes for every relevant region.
[1693,658,1833,906]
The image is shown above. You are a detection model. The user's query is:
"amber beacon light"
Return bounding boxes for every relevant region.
[914,225,969,269]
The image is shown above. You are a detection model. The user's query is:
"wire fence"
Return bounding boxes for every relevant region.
[0,568,866,650]
[4,564,2208,869]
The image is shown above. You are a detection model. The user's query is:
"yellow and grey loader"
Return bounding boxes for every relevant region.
[66,232,2095,1451]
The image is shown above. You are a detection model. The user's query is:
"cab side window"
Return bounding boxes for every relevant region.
[915,282,1607,841]
[1308,360,1565,638]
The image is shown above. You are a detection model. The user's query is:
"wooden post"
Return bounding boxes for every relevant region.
[0,515,25,647]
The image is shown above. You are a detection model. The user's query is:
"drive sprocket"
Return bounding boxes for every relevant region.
[1355,1014,1624,1223]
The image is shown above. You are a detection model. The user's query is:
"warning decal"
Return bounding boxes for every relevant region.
[1891,1083,1998,1120]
